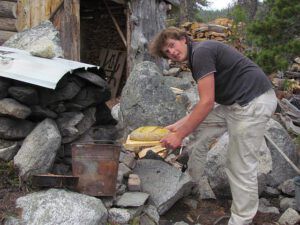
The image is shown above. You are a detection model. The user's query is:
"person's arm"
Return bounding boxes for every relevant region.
[160,73,215,149]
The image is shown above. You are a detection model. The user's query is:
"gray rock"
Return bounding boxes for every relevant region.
[111,103,121,122]
[0,78,11,99]
[163,67,180,76]
[14,118,61,180]
[173,222,189,225]
[71,86,111,108]
[108,208,130,224]
[62,107,96,144]
[127,206,145,219]
[198,176,216,200]
[0,117,35,140]
[120,61,186,135]
[143,204,160,224]
[278,208,300,225]
[278,179,295,197]
[30,105,57,120]
[75,71,108,89]
[15,189,107,225]
[205,132,271,198]
[280,197,297,212]
[0,139,19,161]
[119,151,136,169]
[163,75,193,90]
[29,36,56,58]
[39,77,82,106]
[0,98,31,119]
[262,186,280,198]
[133,159,194,215]
[265,119,299,187]
[8,86,39,105]
[258,198,280,214]
[4,216,21,225]
[3,20,63,58]
[118,162,132,183]
[183,197,198,210]
[56,111,84,136]
[140,214,157,225]
[116,192,149,207]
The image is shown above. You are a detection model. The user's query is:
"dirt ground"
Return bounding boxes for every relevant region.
[161,197,281,225]
[0,160,292,225]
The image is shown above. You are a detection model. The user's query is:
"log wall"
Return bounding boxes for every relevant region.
[2,0,80,61]
[0,0,17,44]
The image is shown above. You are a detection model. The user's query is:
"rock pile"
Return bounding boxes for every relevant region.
[0,70,115,179]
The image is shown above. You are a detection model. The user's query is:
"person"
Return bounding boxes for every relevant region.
[149,27,277,225]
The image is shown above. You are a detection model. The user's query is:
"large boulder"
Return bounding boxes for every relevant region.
[205,132,272,198]
[14,118,61,180]
[10,189,107,225]
[120,61,186,135]
[3,20,63,58]
[265,119,299,187]
[133,159,194,215]
[190,118,299,198]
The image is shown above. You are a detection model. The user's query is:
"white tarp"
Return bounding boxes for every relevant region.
[0,46,99,89]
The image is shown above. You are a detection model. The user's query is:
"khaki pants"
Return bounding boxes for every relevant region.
[188,89,277,225]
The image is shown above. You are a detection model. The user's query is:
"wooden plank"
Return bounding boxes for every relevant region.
[0,30,16,45]
[99,48,126,98]
[138,145,166,158]
[0,18,17,32]
[62,0,80,61]
[0,1,17,18]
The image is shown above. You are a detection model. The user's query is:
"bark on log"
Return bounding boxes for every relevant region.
[0,30,16,45]
[129,0,167,73]
[0,18,17,32]
[0,1,17,19]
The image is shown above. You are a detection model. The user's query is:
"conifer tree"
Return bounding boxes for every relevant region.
[247,0,300,74]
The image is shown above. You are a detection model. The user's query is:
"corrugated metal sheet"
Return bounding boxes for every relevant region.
[0,46,100,89]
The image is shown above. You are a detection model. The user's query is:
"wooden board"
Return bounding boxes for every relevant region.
[138,145,166,158]
[123,136,161,153]
[99,48,126,98]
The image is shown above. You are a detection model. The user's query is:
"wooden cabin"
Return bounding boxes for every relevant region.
[0,0,178,97]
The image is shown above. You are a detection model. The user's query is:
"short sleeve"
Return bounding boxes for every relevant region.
[191,47,217,81]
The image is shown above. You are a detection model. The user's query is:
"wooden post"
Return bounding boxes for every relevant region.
[62,0,80,61]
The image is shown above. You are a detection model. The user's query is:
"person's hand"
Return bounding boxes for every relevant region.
[160,132,183,149]
[165,124,177,132]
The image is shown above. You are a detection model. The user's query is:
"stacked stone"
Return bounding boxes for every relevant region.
[0,72,115,180]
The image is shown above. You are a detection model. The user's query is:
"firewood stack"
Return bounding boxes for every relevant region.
[286,57,300,79]
[0,70,116,172]
[168,18,246,71]
[181,18,245,51]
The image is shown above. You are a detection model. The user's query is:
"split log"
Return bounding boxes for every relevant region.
[285,71,300,79]
[0,30,16,45]
[0,18,17,32]
[0,1,17,18]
